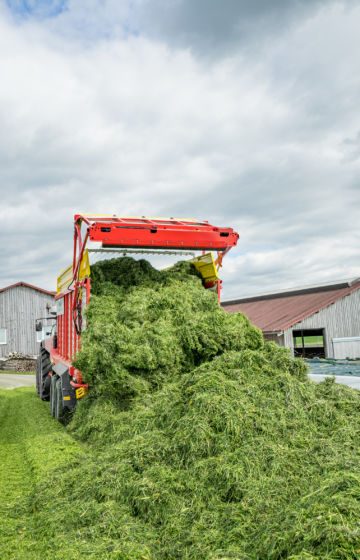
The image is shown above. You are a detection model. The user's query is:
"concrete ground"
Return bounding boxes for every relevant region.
[0,374,36,390]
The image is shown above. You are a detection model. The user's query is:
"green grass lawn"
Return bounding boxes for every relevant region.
[294,335,324,348]
[0,388,82,559]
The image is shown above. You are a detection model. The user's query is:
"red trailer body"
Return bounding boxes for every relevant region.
[36,214,239,421]
[45,279,90,389]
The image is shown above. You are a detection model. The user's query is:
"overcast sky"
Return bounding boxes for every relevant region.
[1,0,360,298]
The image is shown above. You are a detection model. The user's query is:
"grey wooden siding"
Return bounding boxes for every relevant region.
[283,288,360,358]
[0,286,54,358]
[264,333,285,346]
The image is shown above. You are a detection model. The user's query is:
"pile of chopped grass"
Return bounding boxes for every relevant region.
[30,258,360,559]
[77,257,263,399]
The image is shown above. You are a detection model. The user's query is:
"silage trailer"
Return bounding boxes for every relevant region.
[36,214,239,421]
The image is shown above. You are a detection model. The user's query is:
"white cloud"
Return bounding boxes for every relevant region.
[0,1,359,298]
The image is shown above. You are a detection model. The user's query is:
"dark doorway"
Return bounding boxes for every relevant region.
[293,328,326,358]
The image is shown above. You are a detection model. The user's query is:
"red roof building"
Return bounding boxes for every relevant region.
[0,281,55,297]
[222,279,360,360]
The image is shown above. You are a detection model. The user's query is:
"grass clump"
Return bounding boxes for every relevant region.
[67,350,360,559]
[69,258,360,558]
[11,257,360,559]
[76,258,263,399]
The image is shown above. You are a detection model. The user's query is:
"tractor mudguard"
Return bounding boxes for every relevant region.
[52,363,77,411]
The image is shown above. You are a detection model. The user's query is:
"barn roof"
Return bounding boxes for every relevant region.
[222,278,360,334]
[0,281,55,297]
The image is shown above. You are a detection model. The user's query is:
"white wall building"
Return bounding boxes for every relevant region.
[0,282,55,358]
[223,279,360,360]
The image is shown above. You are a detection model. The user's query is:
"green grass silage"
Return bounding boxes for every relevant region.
[66,357,360,559]
[0,388,82,560]
[24,258,360,558]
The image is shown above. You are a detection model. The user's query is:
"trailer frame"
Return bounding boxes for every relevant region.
[39,214,239,421]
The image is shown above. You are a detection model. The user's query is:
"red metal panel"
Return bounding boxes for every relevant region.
[63,302,66,356]
[60,312,63,356]
[69,292,72,360]
[59,315,64,354]
[64,293,68,359]
[60,308,63,357]
[71,292,75,359]
[88,219,238,251]
[55,292,71,362]
[67,294,70,360]
[54,284,87,365]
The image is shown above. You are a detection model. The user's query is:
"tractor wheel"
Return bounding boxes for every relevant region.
[55,378,69,424]
[35,355,41,395]
[50,375,58,417]
[39,348,51,401]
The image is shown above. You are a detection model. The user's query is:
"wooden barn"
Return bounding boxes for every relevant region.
[0,282,55,358]
[223,278,360,359]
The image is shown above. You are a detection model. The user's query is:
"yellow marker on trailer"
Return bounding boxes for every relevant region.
[75,386,88,400]
[191,252,219,286]
[57,250,91,293]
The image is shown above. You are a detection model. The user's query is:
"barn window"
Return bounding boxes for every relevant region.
[0,328,7,345]
[293,328,325,358]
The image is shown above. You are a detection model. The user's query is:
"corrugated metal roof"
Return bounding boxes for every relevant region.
[222,279,360,333]
[0,282,55,297]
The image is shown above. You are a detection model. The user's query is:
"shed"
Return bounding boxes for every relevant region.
[222,279,360,359]
[0,282,55,358]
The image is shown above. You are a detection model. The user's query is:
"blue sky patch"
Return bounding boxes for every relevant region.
[6,0,68,20]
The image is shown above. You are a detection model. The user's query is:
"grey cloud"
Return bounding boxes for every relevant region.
[137,0,332,55]
[16,0,353,54]
[342,131,360,162]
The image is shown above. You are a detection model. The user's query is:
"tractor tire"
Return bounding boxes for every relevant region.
[39,347,51,401]
[50,375,58,418]
[35,355,41,395]
[55,377,69,424]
